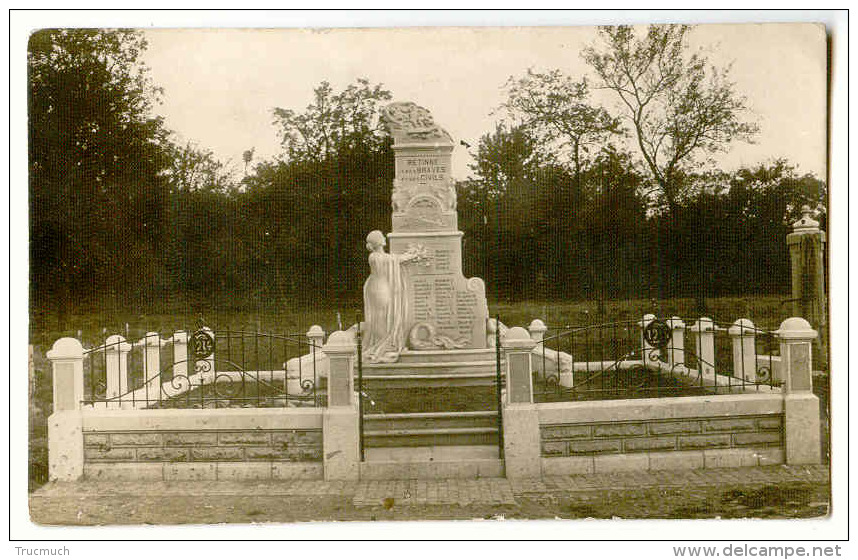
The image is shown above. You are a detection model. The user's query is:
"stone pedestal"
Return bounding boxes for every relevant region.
[381,102,488,351]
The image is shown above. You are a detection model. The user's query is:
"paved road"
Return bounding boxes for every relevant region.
[29,465,829,524]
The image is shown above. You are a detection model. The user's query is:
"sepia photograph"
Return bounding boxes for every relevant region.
[12,9,847,544]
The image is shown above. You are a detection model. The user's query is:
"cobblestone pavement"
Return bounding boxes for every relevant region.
[28,465,829,524]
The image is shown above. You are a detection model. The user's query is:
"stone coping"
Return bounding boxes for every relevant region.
[81,406,323,431]
[537,393,784,425]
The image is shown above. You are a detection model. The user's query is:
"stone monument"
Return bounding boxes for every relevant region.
[363,101,488,362]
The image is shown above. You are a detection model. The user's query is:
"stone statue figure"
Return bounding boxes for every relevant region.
[362,230,427,363]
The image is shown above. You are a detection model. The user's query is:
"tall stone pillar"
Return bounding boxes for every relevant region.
[787,205,827,365]
[379,102,488,351]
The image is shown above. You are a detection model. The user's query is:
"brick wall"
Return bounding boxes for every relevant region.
[541,415,783,457]
[83,429,323,463]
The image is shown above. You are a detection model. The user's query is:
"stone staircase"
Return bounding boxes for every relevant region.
[358,348,505,479]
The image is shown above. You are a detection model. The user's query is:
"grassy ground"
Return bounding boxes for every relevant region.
[28,295,828,492]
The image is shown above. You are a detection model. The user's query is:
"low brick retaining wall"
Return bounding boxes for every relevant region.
[537,394,786,475]
[79,408,324,481]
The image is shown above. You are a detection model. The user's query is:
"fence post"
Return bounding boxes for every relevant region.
[143,332,166,402]
[528,319,547,350]
[307,325,325,349]
[172,330,188,381]
[666,316,686,371]
[787,206,827,366]
[777,317,822,465]
[321,330,359,480]
[104,334,131,402]
[46,338,85,481]
[639,313,656,362]
[501,326,540,478]
[690,317,717,377]
[729,319,757,382]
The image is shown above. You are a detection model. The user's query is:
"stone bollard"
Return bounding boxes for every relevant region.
[172,331,189,381]
[501,327,540,478]
[321,330,359,480]
[638,313,657,363]
[46,338,85,481]
[143,332,167,402]
[728,319,757,382]
[306,325,325,379]
[776,317,822,465]
[666,316,686,371]
[690,317,718,378]
[104,334,132,401]
[528,319,547,350]
[307,325,325,350]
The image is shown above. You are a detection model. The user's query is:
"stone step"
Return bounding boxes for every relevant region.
[359,445,503,479]
[364,410,499,432]
[362,359,499,374]
[394,348,500,364]
[364,426,499,448]
[361,386,500,414]
[361,359,502,389]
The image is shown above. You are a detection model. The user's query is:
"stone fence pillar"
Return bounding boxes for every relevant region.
[321,330,359,480]
[776,317,821,465]
[501,327,540,478]
[728,319,757,382]
[690,317,718,377]
[306,325,325,350]
[787,206,827,365]
[528,319,547,351]
[104,334,132,401]
[143,332,167,401]
[46,338,85,481]
[666,316,686,370]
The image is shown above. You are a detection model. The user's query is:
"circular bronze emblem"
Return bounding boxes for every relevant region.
[192,330,215,360]
[643,319,671,348]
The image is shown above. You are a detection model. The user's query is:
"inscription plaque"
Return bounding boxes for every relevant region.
[380,101,488,350]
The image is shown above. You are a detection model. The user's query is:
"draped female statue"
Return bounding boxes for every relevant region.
[362,230,426,363]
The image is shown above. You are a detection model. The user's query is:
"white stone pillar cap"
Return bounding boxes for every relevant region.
[528,319,548,334]
[690,317,721,333]
[728,318,756,337]
[105,334,132,352]
[172,331,188,343]
[322,330,357,355]
[47,337,84,361]
[503,326,537,350]
[793,205,820,233]
[307,325,325,338]
[775,317,818,340]
[667,316,686,329]
[638,313,657,327]
[144,331,168,347]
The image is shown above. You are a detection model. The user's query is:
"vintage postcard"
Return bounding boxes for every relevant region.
[14,10,844,548]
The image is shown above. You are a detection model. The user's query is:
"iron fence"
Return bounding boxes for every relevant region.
[82,325,325,409]
[531,316,781,402]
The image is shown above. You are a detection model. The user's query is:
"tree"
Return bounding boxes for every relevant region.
[583,25,759,216]
[164,140,237,193]
[500,69,623,190]
[28,29,172,318]
[272,78,392,163]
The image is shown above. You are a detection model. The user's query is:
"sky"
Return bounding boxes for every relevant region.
[141,23,827,180]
